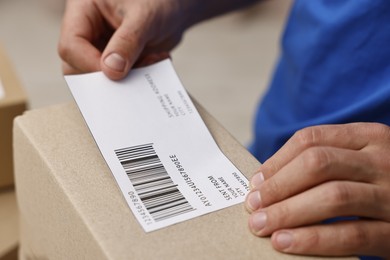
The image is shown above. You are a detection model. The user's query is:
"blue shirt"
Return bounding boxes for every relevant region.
[249,1,390,259]
[250,0,390,163]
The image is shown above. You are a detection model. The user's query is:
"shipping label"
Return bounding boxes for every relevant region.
[65,60,250,232]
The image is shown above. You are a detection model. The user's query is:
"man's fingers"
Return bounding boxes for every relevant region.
[258,123,388,180]
[58,0,102,73]
[59,37,101,73]
[246,147,377,211]
[62,61,83,75]
[101,8,152,80]
[248,181,390,236]
[271,221,390,258]
[100,21,143,79]
[59,1,180,79]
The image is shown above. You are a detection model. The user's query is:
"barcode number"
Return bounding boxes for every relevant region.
[115,144,195,222]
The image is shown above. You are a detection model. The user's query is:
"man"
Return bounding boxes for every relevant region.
[58,0,390,258]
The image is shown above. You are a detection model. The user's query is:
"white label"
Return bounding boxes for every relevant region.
[0,78,5,100]
[65,60,250,232]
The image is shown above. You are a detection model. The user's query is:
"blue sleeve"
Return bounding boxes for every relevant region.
[250,0,390,162]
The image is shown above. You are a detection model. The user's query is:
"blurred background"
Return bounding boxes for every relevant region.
[0,0,291,146]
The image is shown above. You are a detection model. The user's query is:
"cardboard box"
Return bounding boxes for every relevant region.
[0,45,27,189]
[0,190,18,260]
[14,103,356,259]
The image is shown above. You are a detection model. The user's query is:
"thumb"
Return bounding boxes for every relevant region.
[101,16,148,80]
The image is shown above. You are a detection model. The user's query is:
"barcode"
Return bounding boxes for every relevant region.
[115,143,195,222]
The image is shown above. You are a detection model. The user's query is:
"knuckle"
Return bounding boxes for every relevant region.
[301,147,331,173]
[261,179,282,205]
[266,205,290,233]
[62,66,73,75]
[373,123,390,140]
[118,10,153,43]
[293,126,323,149]
[361,122,390,140]
[301,229,321,249]
[343,225,369,249]
[57,41,70,61]
[325,182,352,209]
[260,158,283,178]
[116,30,139,46]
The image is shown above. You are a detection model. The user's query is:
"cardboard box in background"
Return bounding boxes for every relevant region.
[0,190,18,260]
[0,44,27,189]
[14,103,356,260]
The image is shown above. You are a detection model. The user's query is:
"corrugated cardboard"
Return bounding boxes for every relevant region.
[14,102,356,260]
[0,45,27,189]
[0,190,18,260]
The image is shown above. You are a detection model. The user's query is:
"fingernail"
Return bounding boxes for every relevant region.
[104,53,126,72]
[246,191,262,211]
[251,172,264,188]
[250,211,267,233]
[275,232,293,250]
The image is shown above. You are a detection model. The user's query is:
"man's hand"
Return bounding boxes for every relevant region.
[58,0,184,80]
[245,123,390,258]
[58,0,259,80]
